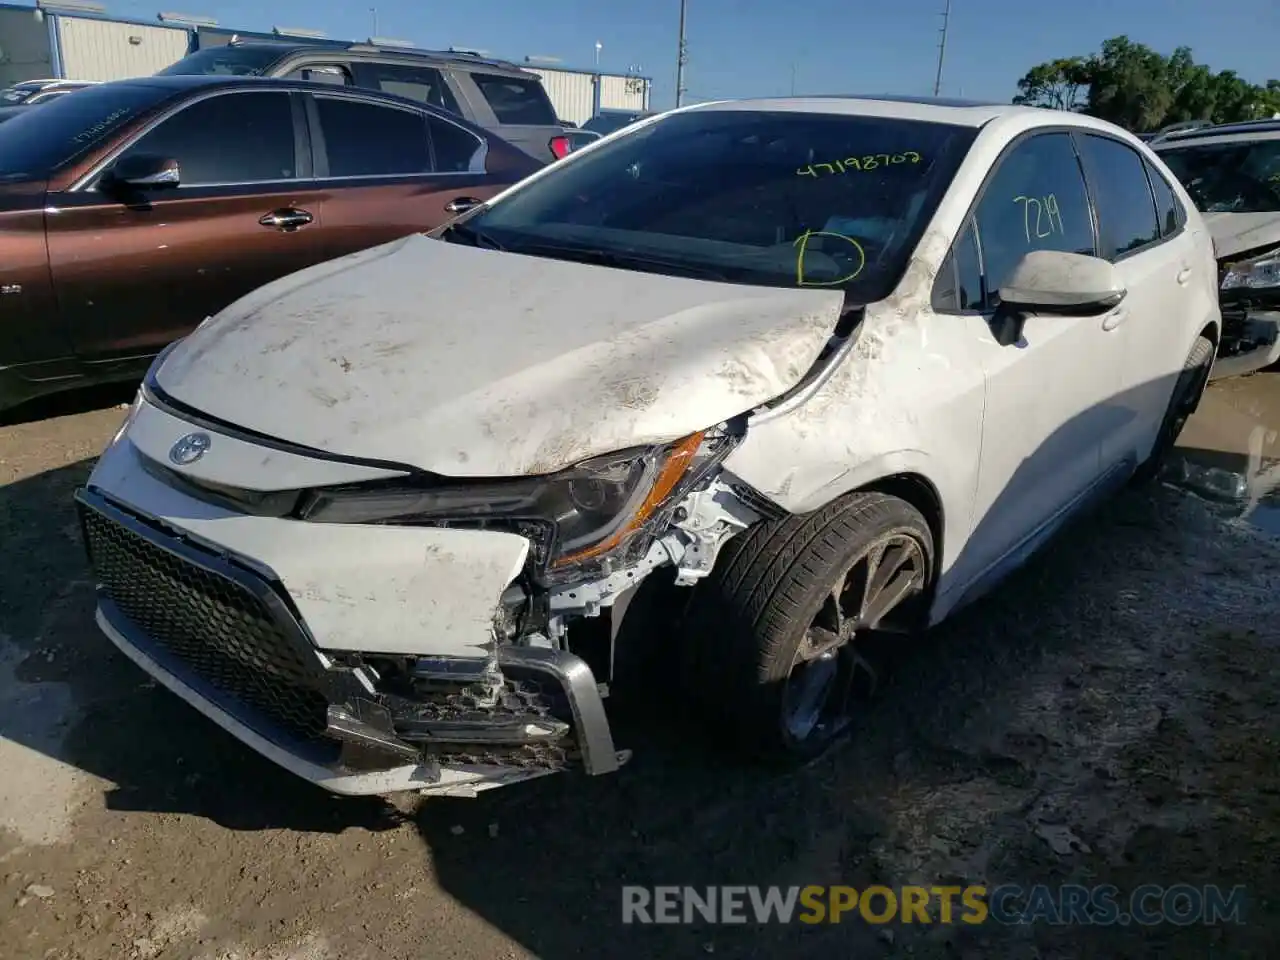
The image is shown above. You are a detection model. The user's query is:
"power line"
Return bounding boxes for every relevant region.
[933,0,951,97]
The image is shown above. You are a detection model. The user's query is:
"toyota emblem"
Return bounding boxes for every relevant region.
[168,431,211,466]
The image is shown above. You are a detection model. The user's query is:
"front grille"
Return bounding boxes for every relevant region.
[80,504,330,742]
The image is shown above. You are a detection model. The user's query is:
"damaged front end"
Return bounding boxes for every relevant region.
[1213,245,1280,379]
[76,411,773,797]
[277,423,768,787]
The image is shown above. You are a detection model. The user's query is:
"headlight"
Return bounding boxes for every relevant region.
[1222,249,1280,290]
[296,431,722,577]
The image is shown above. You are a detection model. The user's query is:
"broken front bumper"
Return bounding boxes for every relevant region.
[1211,309,1280,381]
[75,485,625,798]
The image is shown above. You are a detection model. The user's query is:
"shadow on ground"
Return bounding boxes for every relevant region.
[1,448,1277,958]
[0,381,138,427]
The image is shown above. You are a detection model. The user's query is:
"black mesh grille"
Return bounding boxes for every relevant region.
[80,506,330,742]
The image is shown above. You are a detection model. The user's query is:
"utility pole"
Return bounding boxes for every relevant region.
[790,62,797,96]
[933,0,950,97]
[370,7,378,37]
[675,0,688,107]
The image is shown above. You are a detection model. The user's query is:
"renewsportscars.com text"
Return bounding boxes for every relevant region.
[621,884,1247,926]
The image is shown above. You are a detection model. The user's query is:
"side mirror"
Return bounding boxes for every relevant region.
[992,250,1127,346]
[103,154,180,191]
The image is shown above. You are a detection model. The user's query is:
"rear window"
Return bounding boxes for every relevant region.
[352,62,460,113]
[0,83,166,181]
[470,72,556,126]
[155,46,284,77]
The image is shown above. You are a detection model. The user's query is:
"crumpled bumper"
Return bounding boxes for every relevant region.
[1211,309,1280,381]
[76,436,625,797]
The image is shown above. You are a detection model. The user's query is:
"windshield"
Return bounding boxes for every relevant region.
[1157,138,1280,214]
[465,109,976,297]
[0,83,167,182]
[155,46,284,77]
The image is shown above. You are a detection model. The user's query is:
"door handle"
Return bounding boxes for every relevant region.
[1176,266,1192,285]
[259,208,314,231]
[444,196,483,215]
[1101,308,1128,331]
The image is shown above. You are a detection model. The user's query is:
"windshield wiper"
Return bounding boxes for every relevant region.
[510,242,732,282]
[442,221,505,250]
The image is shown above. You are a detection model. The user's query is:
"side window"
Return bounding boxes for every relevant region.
[285,63,351,86]
[313,97,430,178]
[1144,158,1184,237]
[427,115,483,173]
[1076,134,1161,258]
[971,132,1095,307]
[469,72,557,126]
[115,91,296,186]
[352,63,459,113]
[932,218,984,312]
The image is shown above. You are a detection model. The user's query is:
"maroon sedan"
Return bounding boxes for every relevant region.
[0,74,541,412]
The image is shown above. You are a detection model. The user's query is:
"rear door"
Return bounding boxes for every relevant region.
[452,69,560,162]
[47,88,324,361]
[301,91,509,264]
[1074,133,1197,469]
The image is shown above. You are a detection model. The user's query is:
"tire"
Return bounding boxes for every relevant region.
[680,491,933,761]
[1132,334,1214,485]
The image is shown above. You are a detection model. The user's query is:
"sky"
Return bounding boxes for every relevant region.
[101,0,1280,110]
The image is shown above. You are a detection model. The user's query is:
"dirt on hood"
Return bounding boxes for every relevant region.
[154,235,844,477]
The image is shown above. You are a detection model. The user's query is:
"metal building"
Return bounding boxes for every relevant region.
[0,2,652,125]
[53,14,187,79]
[524,65,650,126]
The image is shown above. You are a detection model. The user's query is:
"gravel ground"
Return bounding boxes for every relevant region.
[1,377,1278,960]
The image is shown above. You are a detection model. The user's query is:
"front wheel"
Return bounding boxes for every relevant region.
[681,491,934,760]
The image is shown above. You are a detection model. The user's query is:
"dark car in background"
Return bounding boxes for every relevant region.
[156,40,568,162]
[581,109,655,137]
[0,74,540,412]
[1,78,100,105]
[1153,121,1280,378]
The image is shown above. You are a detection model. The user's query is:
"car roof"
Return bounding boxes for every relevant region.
[6,78,94,90]
[674,95,1127,132]
[212,39,532,75]
[83,75,494,127]
[1152,119,1280,147]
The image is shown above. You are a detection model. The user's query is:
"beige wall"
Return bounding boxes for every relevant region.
[55,16,190,81]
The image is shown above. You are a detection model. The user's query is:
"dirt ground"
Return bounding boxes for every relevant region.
[1,375,1278,960]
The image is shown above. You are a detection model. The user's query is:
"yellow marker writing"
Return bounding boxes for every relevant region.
[793,229,866,286]
[797,151,922,178]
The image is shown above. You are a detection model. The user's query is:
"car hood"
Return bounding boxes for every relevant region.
[155,234,844,477]
[1202,211,1280,260]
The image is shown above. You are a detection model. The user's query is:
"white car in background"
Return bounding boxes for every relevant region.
[78,95,1220,797]
[1153,120,1280,378]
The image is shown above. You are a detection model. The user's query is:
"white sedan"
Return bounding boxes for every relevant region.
[78,95,1221,797]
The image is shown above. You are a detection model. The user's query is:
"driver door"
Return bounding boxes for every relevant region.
[944,132,1124,590]
[46,89,324,362]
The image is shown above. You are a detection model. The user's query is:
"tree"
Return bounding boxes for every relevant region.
[1012,57,1089,111]
[1012,37,1280,131]
[1083,36,1174,132]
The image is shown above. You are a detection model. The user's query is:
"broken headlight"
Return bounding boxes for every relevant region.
[1222,249,1280,291]
[296,431,718,576]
